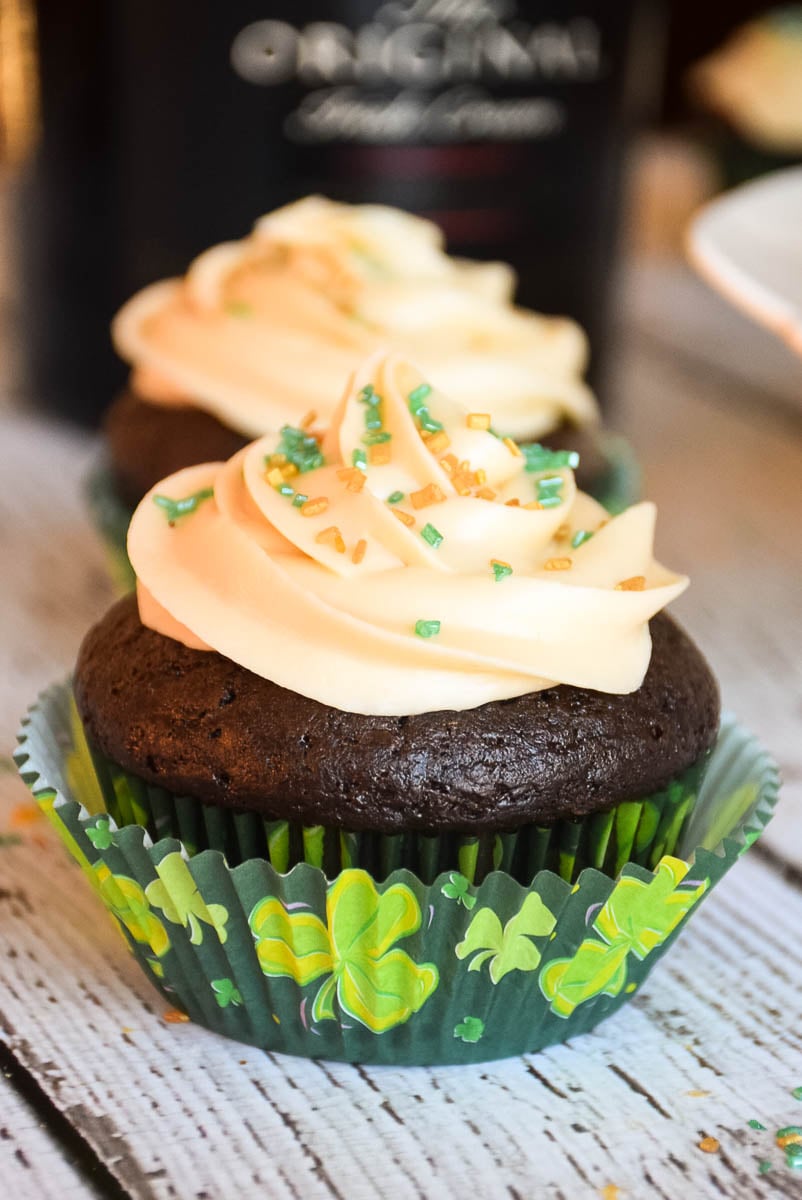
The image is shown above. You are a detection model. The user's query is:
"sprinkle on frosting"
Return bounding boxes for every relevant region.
[410,483,447,510]
[300,497,329,517]
[152,487,214,523]
[467,413,491,430]
[224,300,253,318]
[129,351,687,716]
[503,436,522,458]
[616,575,646,591]
[571,529,594,548]
[421,523,444,549]
[368,443,392,466]
[522,443,581,473]
[267,425,325,476]
[415,619,441,639]
[536,475,564,509]
[352,449,367,471]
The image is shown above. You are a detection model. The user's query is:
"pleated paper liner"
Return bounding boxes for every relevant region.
[15,682,778,1065]
[85,434,640,595]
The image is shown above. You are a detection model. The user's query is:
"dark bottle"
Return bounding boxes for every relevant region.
[18,0,660,424]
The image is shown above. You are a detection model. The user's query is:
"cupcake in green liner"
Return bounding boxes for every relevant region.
[17,349,766,1063]
[91,196,639,589]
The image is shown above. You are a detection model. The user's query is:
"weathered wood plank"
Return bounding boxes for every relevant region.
[2,774,801,1200]
[0,1071,98,1199]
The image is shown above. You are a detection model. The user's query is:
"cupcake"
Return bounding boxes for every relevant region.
[689,7,802,186]
[19,353,776,1064]
[102,197,623,514]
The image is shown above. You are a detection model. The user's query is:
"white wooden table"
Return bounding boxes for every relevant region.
[1,264,802,1199]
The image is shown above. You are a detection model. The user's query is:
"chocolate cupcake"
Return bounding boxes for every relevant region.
[107,197,607,508]
[80,351,714,882]
[19,351,778,1064]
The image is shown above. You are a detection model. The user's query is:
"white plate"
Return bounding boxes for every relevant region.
[687,165,802,356]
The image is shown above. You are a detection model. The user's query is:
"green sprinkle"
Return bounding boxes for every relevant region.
[421,415,444,433]
[421,523,443,549]
[521,442,580,473]
[387,491,404,505]
[292,493,308,508]
[748,1120,767,1131]
[793,1088,802,1101]
[407,383,432,411]
[758,1161,772,1175]
[786,1145,802,1168]
[491,561,513,582]
[267,425,324,474]
[279,483,295,497]
[358,384,380,406]
[362,430,392,446]
[415,619,440,639]
[365,414,383,431]
[571,529,593,549]
[153,487,214,523]
[536,475,564,509]
[225,300,253,318]
[352,449,367,470]
[777,1127,802,1138]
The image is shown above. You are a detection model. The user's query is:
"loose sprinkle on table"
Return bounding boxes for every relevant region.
[410,483,447,509]
[153,487,214,523]
[758,1161,772,1175]
[776,1126,802,1148]
[421,523,444,548]
[749,1119,767,1130]
[544,557,572,571]
[301,497,329,518]
[792,1088,802,1101]
[786,1145,802,1169]
[163,1009,191,1024]
[387,490,404,504]
[467,413,491,430]
[415,619,441,639]
[616,576,646,592]
[698,1137,720,1154]
[352,539,367,565]
[491,559,513,582]
[315,526,346,553]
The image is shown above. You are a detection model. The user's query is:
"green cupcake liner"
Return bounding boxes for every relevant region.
[15,681,778,1065]
[85,433,641,594]
[81,722,707,887]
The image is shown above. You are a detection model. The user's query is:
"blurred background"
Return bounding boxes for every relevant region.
[0,0,801,423]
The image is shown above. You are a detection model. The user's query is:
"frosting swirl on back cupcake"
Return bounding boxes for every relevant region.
[113,196,596,441]
[129,353,686,716]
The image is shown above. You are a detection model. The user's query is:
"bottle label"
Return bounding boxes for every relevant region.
[231,2,604,145]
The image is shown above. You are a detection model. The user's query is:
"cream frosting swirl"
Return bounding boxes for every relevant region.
[113,196,597,442]
[129,353,685,716]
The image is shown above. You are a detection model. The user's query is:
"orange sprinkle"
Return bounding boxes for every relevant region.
[503,436,522,457]
[777,1132,802,1148]
[475,486,497,501]
[524,500,543,510]
[392,509,416,528]
[475,468,487,486]
[300,409,317,429]
[336,467,367,493]
[615,575,646,592]
[599,1188,623,1200]
[544,557,572,571]
[163,1009,191,1025]
[267,452,287,466]
[439,454,458,476]
[698,1137,719,1154]
[410,483,447,510]
[368,443,392,466]
[352,539,367,565]
[300,497,329,517]
[555,523,571,541]
[315,526,346,554]
[265,467,285,488]
[505,498,521,507]
[467,412,491,430]
[424,430,451,455]
[281,463,299,480]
